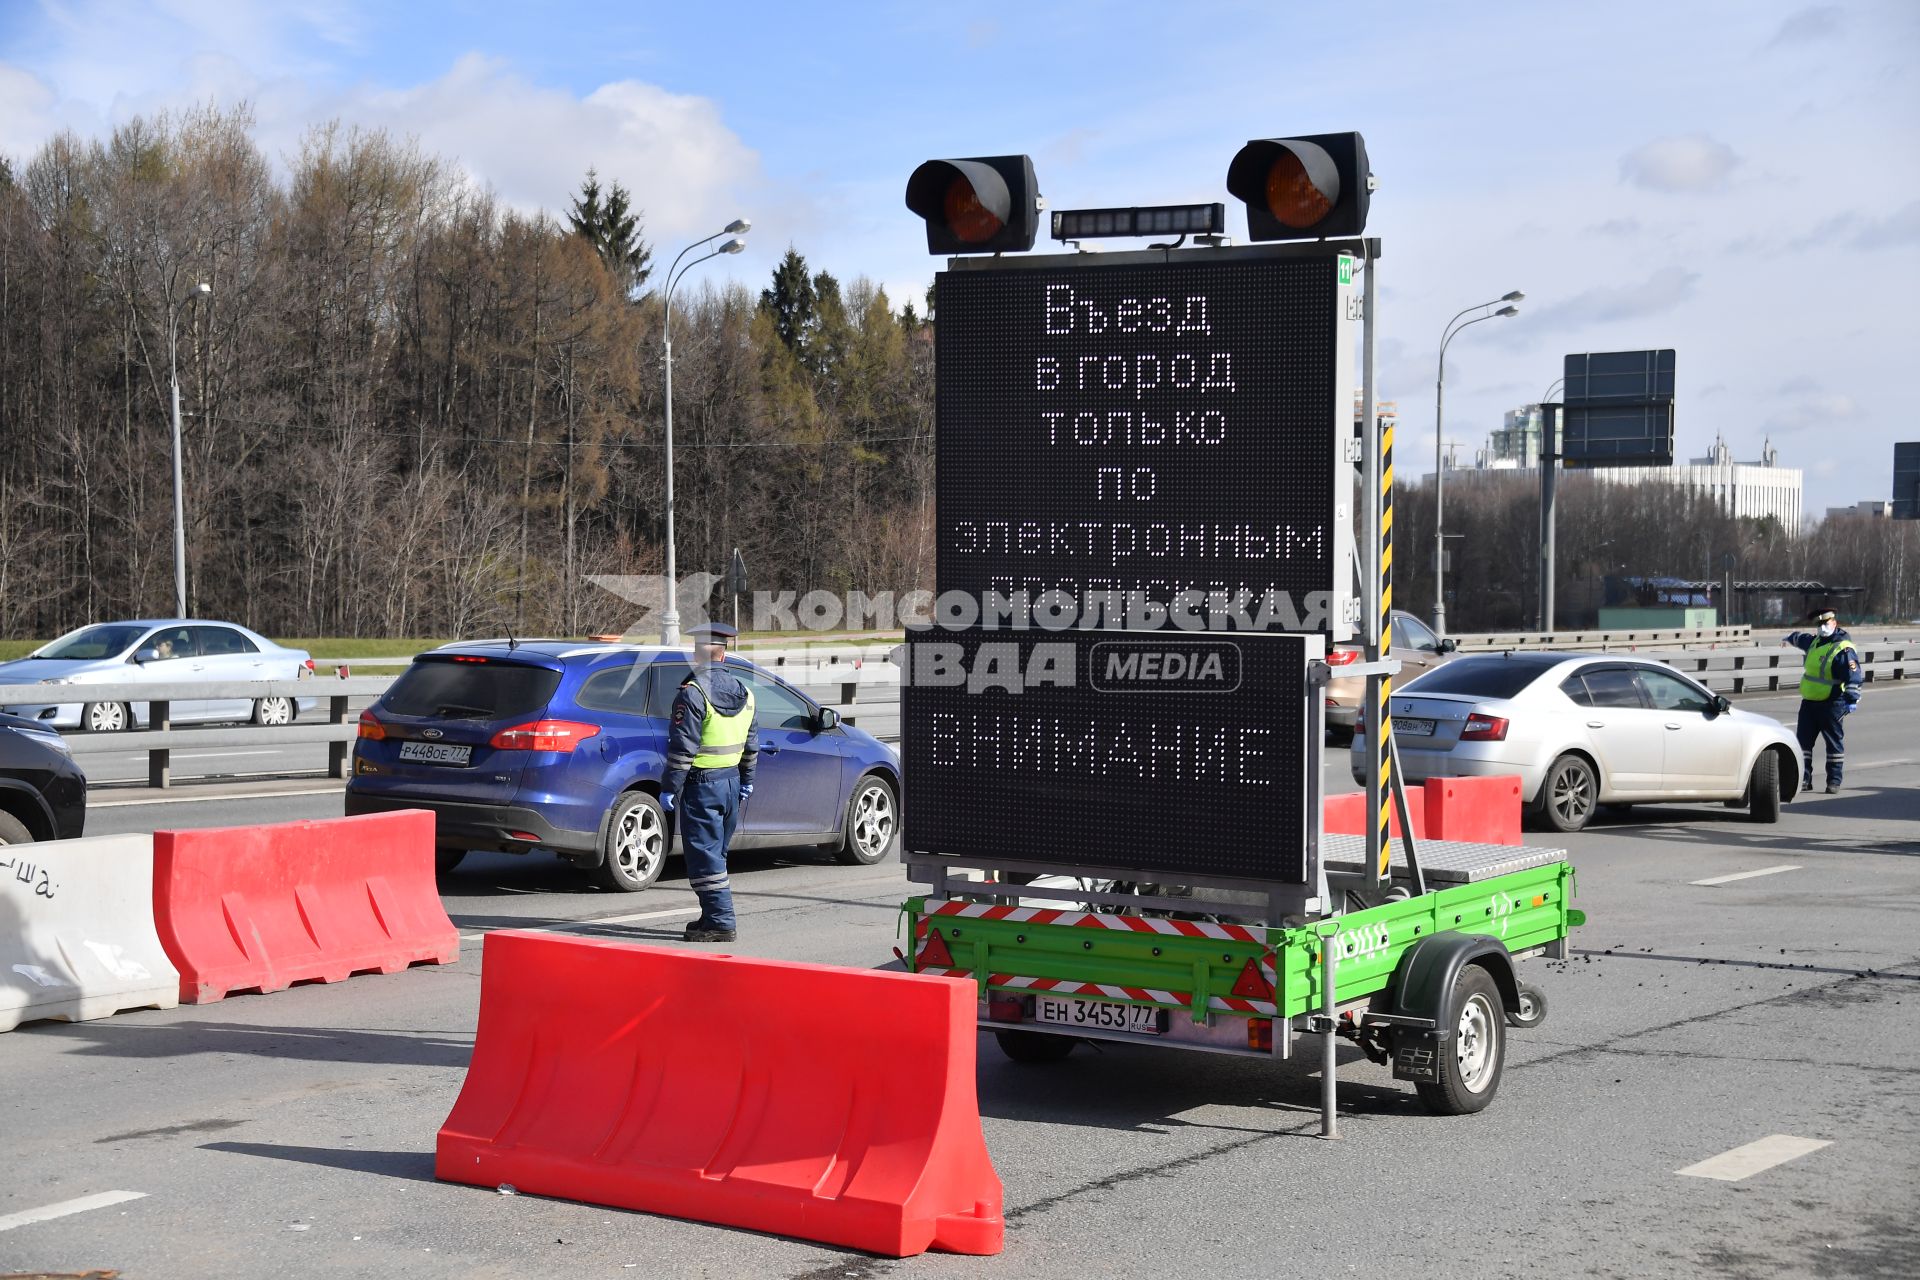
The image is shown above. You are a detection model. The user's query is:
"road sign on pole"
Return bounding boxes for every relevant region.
[1561,349,1676,467]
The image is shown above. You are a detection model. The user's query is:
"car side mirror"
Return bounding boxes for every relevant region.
[815,706,841,732]
[133,647,159,664]
[1711,694,1731,715]
[1439,638,1458,654]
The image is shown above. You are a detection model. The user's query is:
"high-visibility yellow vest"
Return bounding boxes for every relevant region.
[689,677,754,769]
[1799,638,1857,702]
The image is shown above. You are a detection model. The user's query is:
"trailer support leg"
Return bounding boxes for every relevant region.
[1319,942,1339,1141]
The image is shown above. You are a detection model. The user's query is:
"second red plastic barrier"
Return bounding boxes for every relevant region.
[153,810,458,1003]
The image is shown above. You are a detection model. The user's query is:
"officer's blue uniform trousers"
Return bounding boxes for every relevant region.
[1795,700,1846,789]
[679,769,742,931]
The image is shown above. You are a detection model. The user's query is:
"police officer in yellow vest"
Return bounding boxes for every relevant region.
[662,623,758,941]
[1784,608,1862,793]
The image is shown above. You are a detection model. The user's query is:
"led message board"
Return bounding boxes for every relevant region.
[934,253,1351,635]
[902,629,1317,883]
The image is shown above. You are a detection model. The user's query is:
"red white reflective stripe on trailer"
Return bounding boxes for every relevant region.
[926,899,1266,943]
[920,969,1276,1016]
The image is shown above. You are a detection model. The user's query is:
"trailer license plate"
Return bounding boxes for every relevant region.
[398,741,472,766]
[1033,996,1162,1035]
[1392,717,1436,737]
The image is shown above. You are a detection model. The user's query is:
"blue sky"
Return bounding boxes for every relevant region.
[3,1,1916,516]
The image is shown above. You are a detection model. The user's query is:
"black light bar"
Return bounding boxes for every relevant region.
[1050,203,1226,241]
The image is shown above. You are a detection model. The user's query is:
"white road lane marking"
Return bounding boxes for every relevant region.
[92,786,344,808]
[0,1189,148,1233]
[1690,864,1803,886]
[588,906,701,926]
[1677,1135,1830,1181]
[1853,757,1914,770]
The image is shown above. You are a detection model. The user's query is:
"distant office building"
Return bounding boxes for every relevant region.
[1482,404,1546,469]
[1825,500,1892,521]
[1590,435,1802,531]
[1896,441,1920,519]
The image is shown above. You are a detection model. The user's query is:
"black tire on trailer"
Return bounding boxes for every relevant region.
[1415,965,1506,1115]
[435,847,467,875]
[995,1030,1076,1064]
[1748,750,1782,824]
[1537,753,1598,834]
[1506,982,1548,1029]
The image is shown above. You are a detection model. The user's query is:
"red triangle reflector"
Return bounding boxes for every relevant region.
[1231,957,1273,1000]
[917,929,955,969]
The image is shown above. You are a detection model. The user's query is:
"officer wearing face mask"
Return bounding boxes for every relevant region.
[1783,608,1862,793]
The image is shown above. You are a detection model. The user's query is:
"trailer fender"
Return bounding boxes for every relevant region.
[1372,934,1518,1083]
[1381,933,1520,1021]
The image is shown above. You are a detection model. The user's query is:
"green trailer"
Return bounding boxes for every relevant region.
[904,834,1583,1120]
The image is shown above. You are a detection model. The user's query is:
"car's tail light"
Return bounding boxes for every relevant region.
[357,710,386,741]
[1461,714,1510,741]
[1354,708,1364,733]
[452,655,488,663]
[988,996,1025,1023]
[491,719,601,752]
[301,658,315,678]
[1247,1018,1274,1052]
[1327,647,1361,666]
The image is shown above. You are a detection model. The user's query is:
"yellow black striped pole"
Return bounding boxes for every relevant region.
[1375,416,1394,881]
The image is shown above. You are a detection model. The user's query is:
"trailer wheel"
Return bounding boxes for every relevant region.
[1506,982,1548,1029]
[1415,966,1505,1115]
[995,1030,1076,1064]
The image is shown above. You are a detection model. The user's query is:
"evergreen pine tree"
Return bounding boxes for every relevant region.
[759,248,819,359]
[566,167,653,295]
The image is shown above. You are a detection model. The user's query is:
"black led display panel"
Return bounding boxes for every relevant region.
[935,257,1339,631]
[903,630,1312,884]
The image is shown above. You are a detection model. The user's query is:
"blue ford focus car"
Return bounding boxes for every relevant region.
[343,641,901,892]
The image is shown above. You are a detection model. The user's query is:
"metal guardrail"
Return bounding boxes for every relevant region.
[1642,642,1912,694]
[1451,626,1754,652]
[0,677,394,787]
[0,665,903,788]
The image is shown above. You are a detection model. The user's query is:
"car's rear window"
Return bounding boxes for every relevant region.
[382,659,561,720]
[1402,656,1558,700]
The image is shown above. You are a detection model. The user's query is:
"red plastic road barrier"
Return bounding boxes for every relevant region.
[153,810,457,1003]
[1423,775,1525,846]
[437,931,1003,1257]
[1322,786,1427,839]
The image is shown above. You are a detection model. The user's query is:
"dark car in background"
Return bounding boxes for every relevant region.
[344,642,902,891]
[0,712,87,844]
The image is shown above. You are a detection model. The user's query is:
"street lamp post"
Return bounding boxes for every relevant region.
[658,220,750,645]
[168,281,212,619]
[1432,290,1522,637]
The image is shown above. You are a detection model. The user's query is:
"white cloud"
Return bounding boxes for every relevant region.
[314,55,761,242]
[1620,134,1741,193]
[1767,5,1844,48]
[1765,392,1863,435]
[0,65,59,160]
[1521,269,1701,335]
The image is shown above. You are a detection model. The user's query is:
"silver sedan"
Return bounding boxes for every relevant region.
[0,619,318,731]
[1350,652,1802,833]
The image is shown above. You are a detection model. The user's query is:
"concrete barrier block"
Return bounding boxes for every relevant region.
[2,834,180,1032]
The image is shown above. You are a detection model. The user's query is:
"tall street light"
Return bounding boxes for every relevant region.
[169,280,212,619]
[1431,290,1522,637]
[659,220,750,645]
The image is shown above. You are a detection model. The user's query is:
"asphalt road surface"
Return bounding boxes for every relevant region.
[5,685,1916,1278]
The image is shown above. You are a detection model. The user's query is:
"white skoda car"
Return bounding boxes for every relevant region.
[1350,652,1802,833]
